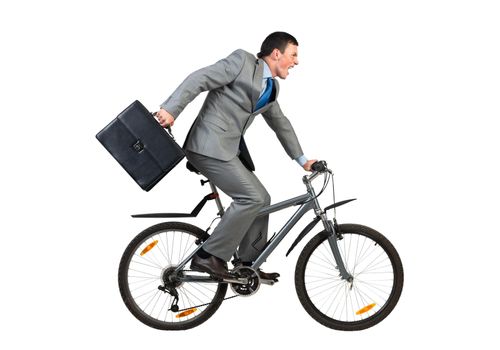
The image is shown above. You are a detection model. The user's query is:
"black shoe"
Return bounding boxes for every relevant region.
[190,254,233,279]
[239,262,280,281]
[257,269,280,281]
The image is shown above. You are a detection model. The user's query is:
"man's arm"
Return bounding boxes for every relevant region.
[262,101,304,159]
[295,155,317,171]
[159,49,246,121]
[262,101,317,171]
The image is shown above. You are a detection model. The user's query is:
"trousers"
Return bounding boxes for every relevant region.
[185,150,270,262]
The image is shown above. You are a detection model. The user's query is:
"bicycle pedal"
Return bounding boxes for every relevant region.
[260,278,278,286]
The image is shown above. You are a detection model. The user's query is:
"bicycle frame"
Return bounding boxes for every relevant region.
[119,162,403,331]
[172,170,353,281]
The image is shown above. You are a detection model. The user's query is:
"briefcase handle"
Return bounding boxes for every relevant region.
[152,111,176,141]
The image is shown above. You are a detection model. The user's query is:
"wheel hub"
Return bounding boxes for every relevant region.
[162,266,184,288]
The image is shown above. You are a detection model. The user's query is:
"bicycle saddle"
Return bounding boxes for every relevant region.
[186,162,200,174]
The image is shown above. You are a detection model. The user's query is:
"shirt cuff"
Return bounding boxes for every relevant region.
[295,155,308,167]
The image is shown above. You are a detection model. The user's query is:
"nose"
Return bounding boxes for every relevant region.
[295,57,299,65]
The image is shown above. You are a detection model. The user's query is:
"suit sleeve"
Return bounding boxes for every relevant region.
[262,101,304,160]
[161,49,246,119]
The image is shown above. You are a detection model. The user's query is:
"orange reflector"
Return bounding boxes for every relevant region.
[176,308,197,318]
[356,303,376,315]
[140,240,158,256]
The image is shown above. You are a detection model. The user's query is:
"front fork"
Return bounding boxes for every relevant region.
[305,175,353,283]
[325,219,353,282]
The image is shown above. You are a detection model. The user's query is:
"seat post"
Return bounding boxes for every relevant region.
[209,182,225,217]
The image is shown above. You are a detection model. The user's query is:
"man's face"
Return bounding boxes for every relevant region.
[275,43,299,79]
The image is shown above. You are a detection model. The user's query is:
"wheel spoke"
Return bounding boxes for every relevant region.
[160,233,171,266]
[298,227,403,330]
[118,224,227,330]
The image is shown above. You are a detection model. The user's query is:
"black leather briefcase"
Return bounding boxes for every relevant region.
[96,100,184,191]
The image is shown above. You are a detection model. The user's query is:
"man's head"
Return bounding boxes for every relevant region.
[258,32,299,79]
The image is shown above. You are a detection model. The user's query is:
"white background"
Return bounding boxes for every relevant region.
[1,0,499,348]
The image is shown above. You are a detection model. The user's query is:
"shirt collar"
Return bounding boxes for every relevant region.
[262,60,272,79]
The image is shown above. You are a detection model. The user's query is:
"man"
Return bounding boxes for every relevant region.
[156,32,316,280]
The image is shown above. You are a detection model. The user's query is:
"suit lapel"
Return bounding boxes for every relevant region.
[251,59,264,112]
[270,78,279,103]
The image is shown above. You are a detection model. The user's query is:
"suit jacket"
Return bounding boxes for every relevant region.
[161,49,303,163]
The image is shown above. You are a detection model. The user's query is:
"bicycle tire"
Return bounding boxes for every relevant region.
[118,221,227,330]
[295,224,404,331]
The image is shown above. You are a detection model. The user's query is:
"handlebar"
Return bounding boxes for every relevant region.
[304,160,332,184]
[311,160,328,173]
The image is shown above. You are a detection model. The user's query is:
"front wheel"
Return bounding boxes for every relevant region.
[295,224,404,331]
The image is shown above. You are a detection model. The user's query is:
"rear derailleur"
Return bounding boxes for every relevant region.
[158,266,183,312]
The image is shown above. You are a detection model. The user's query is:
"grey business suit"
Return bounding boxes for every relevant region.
[161,49,303,261]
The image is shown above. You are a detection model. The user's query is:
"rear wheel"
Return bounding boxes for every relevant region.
[295,224,403,331]
[118,222,227,330]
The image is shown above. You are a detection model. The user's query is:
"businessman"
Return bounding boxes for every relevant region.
[157,32,316,280]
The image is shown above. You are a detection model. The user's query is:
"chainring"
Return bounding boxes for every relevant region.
[230,266,260,296]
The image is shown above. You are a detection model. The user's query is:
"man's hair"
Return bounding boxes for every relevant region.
[257,32,298,58]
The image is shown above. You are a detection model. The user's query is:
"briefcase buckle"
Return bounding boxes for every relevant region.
[132,140,144,153]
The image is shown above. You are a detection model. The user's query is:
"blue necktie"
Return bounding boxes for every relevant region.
[255,78,273,111]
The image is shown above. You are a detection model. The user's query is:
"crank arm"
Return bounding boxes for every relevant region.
[222,276,249,284]
[260,279,277,286]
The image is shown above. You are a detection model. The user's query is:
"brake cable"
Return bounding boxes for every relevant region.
[331,171,337,219]
[302,171,331,205]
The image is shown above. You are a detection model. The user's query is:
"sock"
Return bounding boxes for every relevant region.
[196,248,211,259]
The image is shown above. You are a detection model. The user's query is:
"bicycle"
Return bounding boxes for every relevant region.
[118,160,404,331]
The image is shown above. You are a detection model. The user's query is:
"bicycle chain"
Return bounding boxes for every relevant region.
[174,270,240,312]
[176,295,240,313]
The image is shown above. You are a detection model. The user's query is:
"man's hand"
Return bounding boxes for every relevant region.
[156,109,175,128]
[303,159,318,172]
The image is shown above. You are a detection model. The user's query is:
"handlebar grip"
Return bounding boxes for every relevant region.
[311,161,327,172]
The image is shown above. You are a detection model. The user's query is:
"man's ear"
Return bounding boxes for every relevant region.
[271,48,281,60]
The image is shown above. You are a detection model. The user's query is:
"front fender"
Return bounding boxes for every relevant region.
[286,216,321,257]
[324,198,356,212]
[285,198,356,257]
